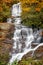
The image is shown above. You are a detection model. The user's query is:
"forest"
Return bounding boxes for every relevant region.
[0,0,43,65]
[0,0,43,28]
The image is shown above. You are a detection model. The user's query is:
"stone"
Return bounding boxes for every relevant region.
[0,23,15,39]
[0,23,15,64]
[39,30,43,43]
[34,46,43,59]
[21,46,43,60]
[0,23,14,31]
[22,51,33,60]
[31,43,38,48]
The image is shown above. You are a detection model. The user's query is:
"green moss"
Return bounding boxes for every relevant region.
[0,53,10,65]
[18,58,43,65]
[21,6,43,29]
[8,57,43,65]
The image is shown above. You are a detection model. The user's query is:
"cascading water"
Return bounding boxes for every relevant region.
[9,2,43,64]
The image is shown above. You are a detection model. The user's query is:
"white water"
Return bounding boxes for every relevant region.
[9,2,43,65]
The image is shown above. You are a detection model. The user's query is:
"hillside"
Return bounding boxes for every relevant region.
[0,0,43,65]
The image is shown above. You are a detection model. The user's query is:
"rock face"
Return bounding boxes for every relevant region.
[34,46,43,59]
[21,30,43,60]
[22,51,33,60]
[21,45,43,61]
[40,30,43,43]
[0,23,15,64]
[0,23,15,39]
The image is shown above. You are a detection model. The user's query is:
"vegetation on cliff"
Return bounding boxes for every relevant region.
[0,0,19,22]
[0,23,14,65]
[0,0,43,65]
[21,0,43,28]
[0,0,43,28]
[7,58,43,65]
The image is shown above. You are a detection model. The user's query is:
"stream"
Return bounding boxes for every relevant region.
[7,2,43,65]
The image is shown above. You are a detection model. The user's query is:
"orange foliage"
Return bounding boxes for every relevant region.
[0,0,43,19]
[40,2,43,8]
[2,0,13,3]
[35,7,41,12]
[23,7,31,12]
[29,0,36,3]
[21,0,43,12]
[0,7,3,12]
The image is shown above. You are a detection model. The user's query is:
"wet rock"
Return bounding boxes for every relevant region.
[21,41,26,52]
[22,51,33,60]
[40,37,43,43]
[39,30,43,43]
[31,43,38,48]
[33,30,43,43]
[19,38,26,52]
[34,46,43,59]
[21,45,43,61]
[39,30,43,36]
[21,29,27,36]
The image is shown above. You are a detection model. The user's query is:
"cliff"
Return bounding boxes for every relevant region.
[0,23,15,65]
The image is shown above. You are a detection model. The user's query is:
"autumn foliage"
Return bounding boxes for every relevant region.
[0,0,43,22]
[0,0,16,22]
[21,0,43,28]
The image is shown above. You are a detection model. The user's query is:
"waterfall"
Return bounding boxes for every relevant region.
[8,2,43,65]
